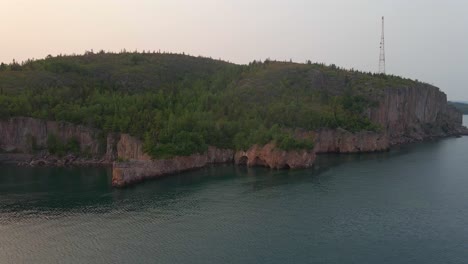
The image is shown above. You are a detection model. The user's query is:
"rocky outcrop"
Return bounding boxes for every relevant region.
[369,86,466,144]
[1,84,467,187]
[234,143,315,169]
[0,117,103,155]
[0,118,153,166]
[116,134,151,161]
[0,153,33,164]
[220,128,389,175]
[19,154,106,167]
[104,133,120,161]
[112,147,234,187]
[313,129,390,153]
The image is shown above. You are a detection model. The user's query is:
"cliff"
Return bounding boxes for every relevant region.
[112,147,234,187]
[234,143,315,169]
[112,85,467,187]
[1,85,467,187]
[0,117,104,155]
[370,86,465,144]
[0,118,152,166]
[313,129,390,153]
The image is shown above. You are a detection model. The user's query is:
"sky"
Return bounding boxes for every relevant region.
[1,0,467,100]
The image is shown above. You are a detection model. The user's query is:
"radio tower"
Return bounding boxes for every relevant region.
[379,16,386,74]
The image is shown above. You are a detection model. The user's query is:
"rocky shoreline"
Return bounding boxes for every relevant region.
[0,153,111,167]
[1,126,467,187]
[1,85,468,187]
[91,83,468,187]
[111,131,468,187]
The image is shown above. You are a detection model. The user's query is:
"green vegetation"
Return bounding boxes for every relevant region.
[0,51,418,158]
[47,134,80,156]
[25,134,38,152]
[116,157,129,163]
[449,101,468,114]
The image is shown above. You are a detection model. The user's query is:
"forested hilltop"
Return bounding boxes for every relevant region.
[0,51,420,158]
[449,102,468,115]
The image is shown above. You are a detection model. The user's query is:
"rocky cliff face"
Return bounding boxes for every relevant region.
[0,117,103,155]
[234,143,315,169]
[1,85,466,187]
[116,134,152,161]
[229,129,388,172]
[112,147,234,187]
[0,118,152,165]
[313,129,390,153]
[369,86,465,144]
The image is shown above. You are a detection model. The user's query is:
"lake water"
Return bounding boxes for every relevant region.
[1,117,467,264]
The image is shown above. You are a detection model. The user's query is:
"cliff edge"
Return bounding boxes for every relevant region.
[111,85,467,187]
[1,54,467,187]
[1,84,467,187]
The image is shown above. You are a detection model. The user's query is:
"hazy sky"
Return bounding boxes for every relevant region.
[1,0,467,100]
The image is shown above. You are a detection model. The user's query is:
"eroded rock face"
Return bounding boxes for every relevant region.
[1,84,467,187]
[370,86,465,144]
[234,143,315,169]
[313,129,390,153]
[116,134,152,161]
[104,133,120,161]
[112,147,234,187]
[0,117,103,155]
[0,118,154,164]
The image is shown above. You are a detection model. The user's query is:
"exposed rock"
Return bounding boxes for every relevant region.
[104,133,120,161]
[369,86,465,144]
[0,153,33,164]
[313,129,390,153]
[0,118,152,166]
[234,143,315,169]
[116,134,151,161]
[112,85,464,187]
[0,117,103,155]
[1,84,467,187]
[30,159,48,167]
[112,147,234,187]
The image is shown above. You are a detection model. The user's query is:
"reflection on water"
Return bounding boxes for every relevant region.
[0,116,467,264]
[0,149,410,218]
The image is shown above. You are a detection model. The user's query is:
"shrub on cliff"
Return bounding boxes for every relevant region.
[232,125,315,152]
[47,134,81,156]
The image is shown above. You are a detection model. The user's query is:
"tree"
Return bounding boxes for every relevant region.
[10,59,22,71]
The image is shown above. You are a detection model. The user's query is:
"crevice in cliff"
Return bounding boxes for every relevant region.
[237,156,248,165]
[423,88,429,122]
[253,156,267,167]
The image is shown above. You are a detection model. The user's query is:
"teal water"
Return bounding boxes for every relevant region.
[1,117,468,264]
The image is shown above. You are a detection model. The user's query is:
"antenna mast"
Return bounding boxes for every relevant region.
[379,16,386,74]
